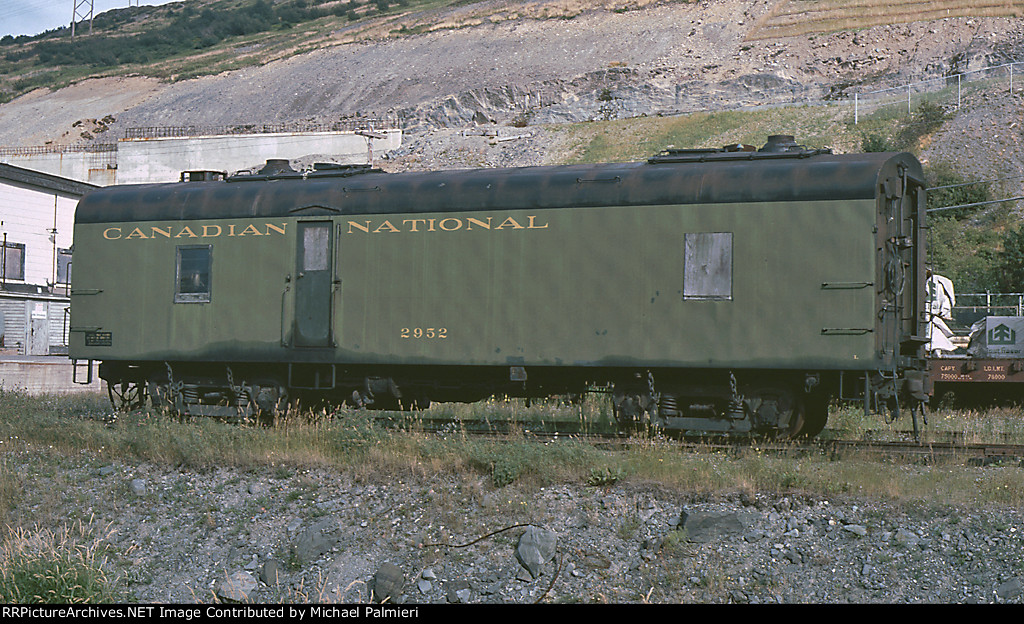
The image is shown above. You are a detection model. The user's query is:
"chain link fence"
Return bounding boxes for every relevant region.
[852,61,1023,124]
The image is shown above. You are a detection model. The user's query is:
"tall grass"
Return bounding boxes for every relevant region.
[0,521,124,603]
[0,388,1021,503]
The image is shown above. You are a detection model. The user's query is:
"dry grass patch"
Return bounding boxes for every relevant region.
[749,0,1024,40]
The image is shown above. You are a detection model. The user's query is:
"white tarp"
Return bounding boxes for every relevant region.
[926,274,956,354]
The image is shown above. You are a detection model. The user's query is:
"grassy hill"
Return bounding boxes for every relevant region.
[0,0,429,103]
[4,0,1023,105]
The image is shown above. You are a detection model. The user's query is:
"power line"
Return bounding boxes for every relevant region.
[928,173,1024,192]
[927,195,1024,214]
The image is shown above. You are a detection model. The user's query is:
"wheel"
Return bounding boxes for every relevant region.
[612,389,659,433]
[246,381,289,424]
[798,394,829,438]
[108,380,146,411]
[747,386,803,439]
[780,400,806,439]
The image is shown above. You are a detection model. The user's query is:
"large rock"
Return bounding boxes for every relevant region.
[680,510,747,543]
[215,571,257,603]
[290,518,342,566]
[373,562,405,603]
[515,526,557,579]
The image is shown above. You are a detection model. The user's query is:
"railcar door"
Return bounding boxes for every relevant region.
[294,221,335,347]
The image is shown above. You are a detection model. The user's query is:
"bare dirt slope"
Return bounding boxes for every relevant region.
[1,0,1022,152]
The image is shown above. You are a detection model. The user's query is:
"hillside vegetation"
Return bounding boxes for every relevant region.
[3,0,1023,105]
[0,0,422,103]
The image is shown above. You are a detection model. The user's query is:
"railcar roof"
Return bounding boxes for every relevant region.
[74,151,924,224]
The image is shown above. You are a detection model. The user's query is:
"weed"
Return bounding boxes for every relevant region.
[659,529,695,558]
[490,458,519,488]
[586,466,624,486]
[617,515,641,541]
[0,523,126,603]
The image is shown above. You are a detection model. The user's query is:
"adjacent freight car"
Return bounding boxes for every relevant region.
[69,135,930,437]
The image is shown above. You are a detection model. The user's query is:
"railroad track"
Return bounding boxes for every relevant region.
[377,416,1024,463]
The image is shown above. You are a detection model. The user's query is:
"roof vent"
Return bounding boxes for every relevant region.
[759,135,801,153]
[257,159,296,175]
[180,170,227,182]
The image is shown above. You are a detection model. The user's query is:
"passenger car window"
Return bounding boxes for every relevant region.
[684,232,732,301]
[175,245,212,303]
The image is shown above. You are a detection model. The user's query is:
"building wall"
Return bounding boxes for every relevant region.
[0,178,77,289]
[0,172,86,356]
[0,294,69,355]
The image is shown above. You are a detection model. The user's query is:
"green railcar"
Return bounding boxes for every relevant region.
[69,136,929,436]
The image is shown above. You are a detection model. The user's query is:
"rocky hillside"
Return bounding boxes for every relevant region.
[0,0,1023,153]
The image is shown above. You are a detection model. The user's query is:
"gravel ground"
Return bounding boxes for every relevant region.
[5,446,1023,604]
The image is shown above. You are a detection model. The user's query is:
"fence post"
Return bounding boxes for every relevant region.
[854,93,859,124]
[957,74,961,109]
[908,84,912,115]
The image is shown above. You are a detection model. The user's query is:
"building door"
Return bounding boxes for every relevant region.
[294,222,334,348]
[29,308,48,355]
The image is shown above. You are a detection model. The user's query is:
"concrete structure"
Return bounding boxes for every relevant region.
[117,129,402,184]
[0,145,117,186]
[1,128,402,186]
[0,163,97,356]
[0,356,106,395]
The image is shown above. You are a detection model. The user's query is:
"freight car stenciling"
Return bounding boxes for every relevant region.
[101,222,289,240]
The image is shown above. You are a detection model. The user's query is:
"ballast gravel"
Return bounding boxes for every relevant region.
[5,449,1023,604]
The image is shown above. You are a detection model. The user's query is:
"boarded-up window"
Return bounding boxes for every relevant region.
[1,243,24,281]
[684,232,732,301]
[175,245,212,303]
[56,248,72,284]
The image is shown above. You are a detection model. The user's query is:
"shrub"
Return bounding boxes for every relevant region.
[861,133,895,152]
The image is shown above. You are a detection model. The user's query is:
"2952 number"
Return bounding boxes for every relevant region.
[401,327,448,339]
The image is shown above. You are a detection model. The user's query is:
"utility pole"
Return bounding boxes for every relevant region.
[71,0,94,38]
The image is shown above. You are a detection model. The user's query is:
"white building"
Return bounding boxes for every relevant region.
[0,163,97,355]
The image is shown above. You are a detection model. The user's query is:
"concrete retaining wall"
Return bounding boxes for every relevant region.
[0,356,106,395]
[116,129,402,184]
[1,129,402,186]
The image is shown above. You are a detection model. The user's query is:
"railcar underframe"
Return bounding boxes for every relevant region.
[96,359,833,437]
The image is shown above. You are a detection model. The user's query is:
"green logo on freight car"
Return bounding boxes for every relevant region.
[102,223,288,240]
[989,323,1017,346]
[345,215,549,234]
